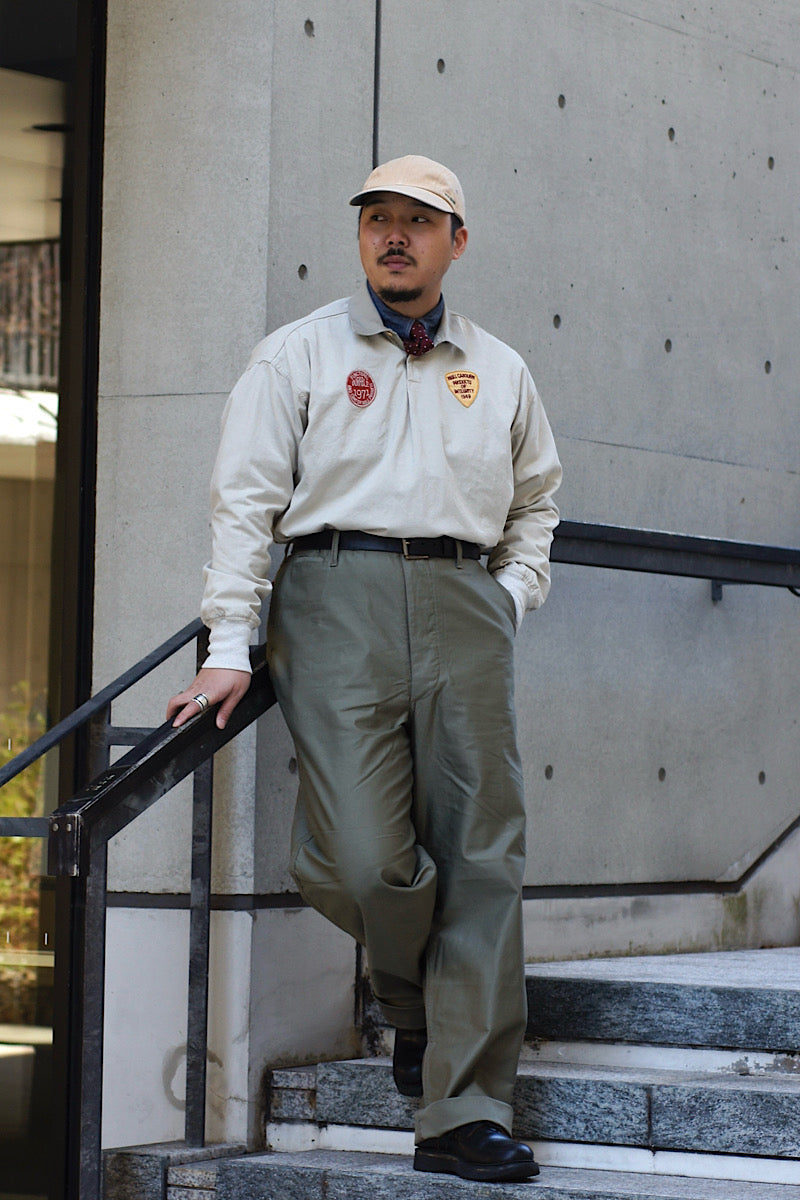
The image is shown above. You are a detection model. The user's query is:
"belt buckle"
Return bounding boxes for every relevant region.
[401,538,429,560]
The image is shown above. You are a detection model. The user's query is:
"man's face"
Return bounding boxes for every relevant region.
[358,192,468,317]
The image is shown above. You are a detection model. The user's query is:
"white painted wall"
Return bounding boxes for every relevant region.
[102,907,356,1148]
[94,0,800,1150]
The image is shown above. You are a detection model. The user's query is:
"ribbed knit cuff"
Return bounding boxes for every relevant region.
[202,621,254,673]
[493,563,532,632]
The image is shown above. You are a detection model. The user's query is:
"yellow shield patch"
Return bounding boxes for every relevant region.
[445,371,480,408]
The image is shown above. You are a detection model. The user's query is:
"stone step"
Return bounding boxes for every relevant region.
[525,949,800,1050]
[113,952,800,1199]
[304,1056,800,1160]
[104,1141,246,1200]
[173,1150,800,1199]
[167,1160,217,1199]
[523,1039,800,1075]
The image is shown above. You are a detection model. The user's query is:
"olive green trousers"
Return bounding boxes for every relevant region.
[266,544,527,1142]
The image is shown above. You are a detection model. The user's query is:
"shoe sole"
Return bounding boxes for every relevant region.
[393,1075,424,1099]
[414,1150,540,1182]
[393,1078,423,1098]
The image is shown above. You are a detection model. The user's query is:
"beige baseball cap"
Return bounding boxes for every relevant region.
[349,155,465,224]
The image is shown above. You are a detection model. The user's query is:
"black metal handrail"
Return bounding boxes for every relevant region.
[1,519,799,1200]
[47,644,276,1200]
[47,648,275,875]
[0,616,276,1200]
[551,520,800,589]
[0,617,206,793]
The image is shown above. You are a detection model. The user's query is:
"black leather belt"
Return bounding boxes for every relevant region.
[292,531,482,560]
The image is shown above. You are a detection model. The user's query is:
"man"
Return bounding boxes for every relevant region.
[168,155,561,1183]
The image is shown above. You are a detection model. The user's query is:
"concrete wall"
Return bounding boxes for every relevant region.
[96,0,373,1149]
[94,0,800,1149]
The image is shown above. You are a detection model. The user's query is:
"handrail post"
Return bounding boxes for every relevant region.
[185,755,213,1147]
[87,702,111,781]
[185,622,213,1146]
[51,840,108,1200]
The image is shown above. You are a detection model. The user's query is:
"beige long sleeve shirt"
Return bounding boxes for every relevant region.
[201,283,562,670]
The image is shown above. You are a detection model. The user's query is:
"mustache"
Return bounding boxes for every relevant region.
[378,250,416,265]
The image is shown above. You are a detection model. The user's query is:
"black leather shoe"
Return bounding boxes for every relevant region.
[392,1027,427,1097]
[414,1120,540,1182]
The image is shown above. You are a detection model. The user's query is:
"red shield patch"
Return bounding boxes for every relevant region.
[346,370,376,408]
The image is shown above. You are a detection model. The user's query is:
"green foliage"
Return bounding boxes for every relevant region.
[1,684,46,952]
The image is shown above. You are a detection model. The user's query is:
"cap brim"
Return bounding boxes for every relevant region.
[348,183,455,215]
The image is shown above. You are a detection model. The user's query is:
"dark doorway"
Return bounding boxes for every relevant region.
[0,2,103,1195]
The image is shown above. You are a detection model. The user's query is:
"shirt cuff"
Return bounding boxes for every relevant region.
[202,620,254,673]
[493,563,534,632]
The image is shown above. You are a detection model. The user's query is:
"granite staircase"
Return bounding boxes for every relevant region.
[109,949,800,1199]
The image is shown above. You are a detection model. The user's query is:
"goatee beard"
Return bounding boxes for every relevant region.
[378,284,424,306]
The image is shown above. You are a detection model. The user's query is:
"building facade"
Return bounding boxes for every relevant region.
[2,0,799,1166]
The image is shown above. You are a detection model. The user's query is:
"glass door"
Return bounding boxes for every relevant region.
[1,7,77,1195]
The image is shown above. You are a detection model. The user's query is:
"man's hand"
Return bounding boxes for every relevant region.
[167,667,251,730]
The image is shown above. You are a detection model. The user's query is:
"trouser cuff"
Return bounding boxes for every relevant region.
[378,1001,427,1030]
[414,1096,514,1143]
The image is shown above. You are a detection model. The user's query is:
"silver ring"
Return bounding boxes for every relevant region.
[192,693,209,711]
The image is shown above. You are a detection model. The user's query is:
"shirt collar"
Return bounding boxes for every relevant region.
[348,280,467,353]
[366,282,444,343]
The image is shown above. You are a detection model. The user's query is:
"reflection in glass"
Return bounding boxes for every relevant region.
[1,8,75,1190]
[0,151,61,1200]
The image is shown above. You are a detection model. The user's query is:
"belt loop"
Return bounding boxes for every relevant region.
[455,538,464,569]
[330,530,340,567]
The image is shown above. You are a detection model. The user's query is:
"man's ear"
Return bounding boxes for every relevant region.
[452,225,468,261]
